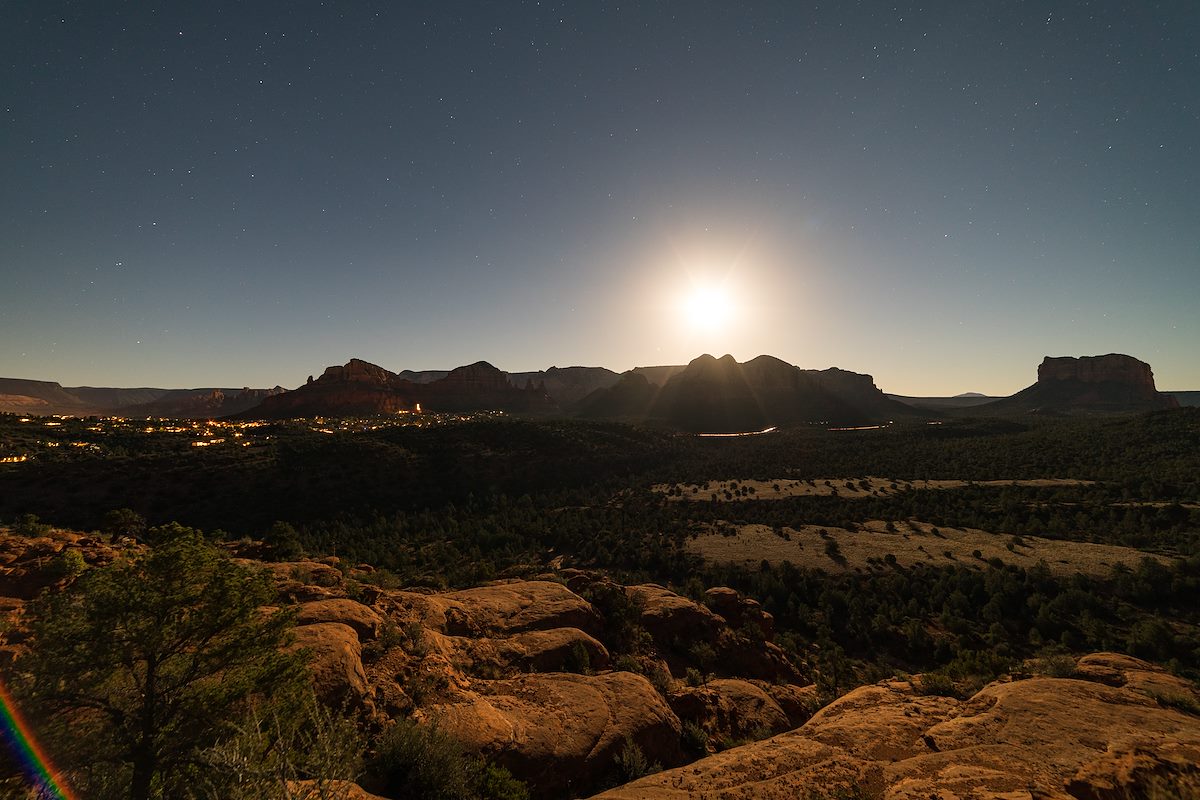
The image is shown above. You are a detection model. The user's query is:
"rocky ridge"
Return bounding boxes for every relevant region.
[0,378,284,418]
[243,358,556,418]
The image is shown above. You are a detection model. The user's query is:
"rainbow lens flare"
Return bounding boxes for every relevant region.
[0,678,77,800]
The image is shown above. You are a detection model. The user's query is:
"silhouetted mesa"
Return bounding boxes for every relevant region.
[576,354,910,432]
[979,354,1179,414]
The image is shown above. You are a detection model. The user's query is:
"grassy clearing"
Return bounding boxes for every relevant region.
[686,518,1171,577]
[655,477,1097,501]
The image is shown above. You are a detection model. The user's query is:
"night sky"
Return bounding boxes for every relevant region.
[3,1,1197,395]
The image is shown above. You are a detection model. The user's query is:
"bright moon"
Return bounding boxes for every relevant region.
[681,283,735,331]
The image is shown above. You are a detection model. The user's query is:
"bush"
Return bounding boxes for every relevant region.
[44,547,86,580]
[1032,651,1077,678]
[680,720,709,756]
[915,672,957,697]
[649,665,675,695]
[365,718,528,800]
[565,640,592,675]
[14,513,51,537]
[613,738,659,784]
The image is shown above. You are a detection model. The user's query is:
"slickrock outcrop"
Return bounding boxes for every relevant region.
[418,580,604,636]
[433,671,685,798]
[704,586,775,639]
[289,780,390,800]
[290,622,371,709]
[296,598,383,640]
[668,679,793,743]
[588,654,1200,799]
[459,627,611,674]
[628,583,801,683]
[0,530,118,599]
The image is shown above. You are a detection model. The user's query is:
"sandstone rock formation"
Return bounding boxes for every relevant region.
[243,357,557,418]
[290,622,371,709]
[668,678,794,744]
[434,671,684,797]
[422,580,604,636]
[348,574,809,797]
[588,653,1200,799]
[296,598,382,640]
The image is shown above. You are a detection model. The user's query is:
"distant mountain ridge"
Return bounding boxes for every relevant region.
[0,378,283,418]
[2,352,1189,423]
[888,393,999,410]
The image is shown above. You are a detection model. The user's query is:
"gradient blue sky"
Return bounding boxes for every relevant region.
[3,1,1197,395]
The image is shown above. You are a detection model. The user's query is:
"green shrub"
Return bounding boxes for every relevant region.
[14,513,51,537]
[1032,651,1077,678]
[613,654,643,674]
[565,640,592,675]
[45,547,86,580]
[366,718,530,800]
[1144,689,1200,717]
[613,737,659,784]
[680,720,709,755]
[915,672,957,697]
[649,665,674,695]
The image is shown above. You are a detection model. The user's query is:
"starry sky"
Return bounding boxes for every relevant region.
[3,1,1197,396]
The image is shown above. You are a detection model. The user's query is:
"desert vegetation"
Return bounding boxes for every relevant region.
[1,408,1198,797]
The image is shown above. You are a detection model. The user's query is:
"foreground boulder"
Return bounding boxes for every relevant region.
[417,580,603,637]
[297,598,383,640]
[290,622,371,709]
[433,671,684,797]
[668,678,793,745]
[588,654,1200,799]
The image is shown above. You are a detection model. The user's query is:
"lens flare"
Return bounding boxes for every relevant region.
[0,678,77,800]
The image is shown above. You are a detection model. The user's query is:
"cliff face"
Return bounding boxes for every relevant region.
[320,358,397,385]
[1039,354,1157,389]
